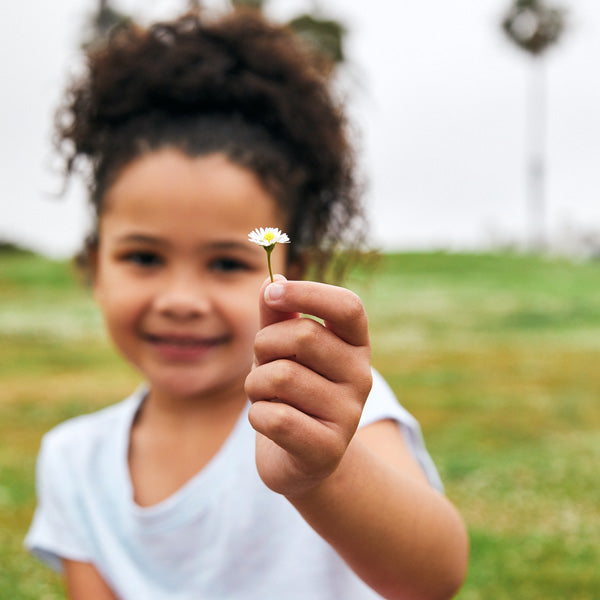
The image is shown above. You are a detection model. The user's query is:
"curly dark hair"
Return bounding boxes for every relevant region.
[57,8,366,278]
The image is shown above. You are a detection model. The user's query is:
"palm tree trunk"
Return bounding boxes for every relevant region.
[527,56,547,252]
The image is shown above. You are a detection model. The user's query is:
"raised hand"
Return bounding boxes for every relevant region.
[244,276,373,498]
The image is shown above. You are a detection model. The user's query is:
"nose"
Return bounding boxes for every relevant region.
[154,273,212,319]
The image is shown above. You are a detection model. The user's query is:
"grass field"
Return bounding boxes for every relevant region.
[1,249,599,599]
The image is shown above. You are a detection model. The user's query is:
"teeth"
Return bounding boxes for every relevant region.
[147,333,226,346]
[155,336,220,346]
[165,338,203,346]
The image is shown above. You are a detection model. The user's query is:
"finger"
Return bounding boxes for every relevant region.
[263,280,369,347]
[258,274,299,329]
[248,401,345,476]
[254,316,370,384]
[245,359,363,424]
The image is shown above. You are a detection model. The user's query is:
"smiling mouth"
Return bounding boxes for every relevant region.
[147,334,226,345]
[144,333,230,358]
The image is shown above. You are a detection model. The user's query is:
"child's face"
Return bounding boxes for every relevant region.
[92,149,288,403]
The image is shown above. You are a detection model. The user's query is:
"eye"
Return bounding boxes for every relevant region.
[123,251,163,267]
[210,257,250,273]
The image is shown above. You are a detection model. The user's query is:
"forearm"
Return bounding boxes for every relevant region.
[250,280,468,597]
[286,438,468,600]
[63,560,119,600]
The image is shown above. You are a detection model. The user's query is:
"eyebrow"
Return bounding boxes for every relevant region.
[112,234,166,247]
[112,234,255,253]
[206,240,264,257]
[206,241,252,251]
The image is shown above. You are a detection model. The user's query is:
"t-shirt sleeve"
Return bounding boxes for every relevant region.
[358,368,444,493]
[24,429,93,572]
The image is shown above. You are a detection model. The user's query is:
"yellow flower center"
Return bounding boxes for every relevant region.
[264,232,275,243]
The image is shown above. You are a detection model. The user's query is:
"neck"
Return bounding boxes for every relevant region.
[127,382,249,508]
[136,382,248,433]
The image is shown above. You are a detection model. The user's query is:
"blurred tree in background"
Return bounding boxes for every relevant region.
[502,0,565,55]
[82,0,131,51]
[501,0,567,251]
[84,0,346,73]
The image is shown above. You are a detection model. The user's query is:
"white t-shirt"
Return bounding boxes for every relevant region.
[25,369,443,600]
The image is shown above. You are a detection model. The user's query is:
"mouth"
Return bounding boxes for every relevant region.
[144,333,230,360]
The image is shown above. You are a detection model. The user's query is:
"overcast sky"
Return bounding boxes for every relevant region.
[1,0,599,257]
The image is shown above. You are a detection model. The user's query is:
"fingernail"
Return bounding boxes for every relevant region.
[265,282,284,302]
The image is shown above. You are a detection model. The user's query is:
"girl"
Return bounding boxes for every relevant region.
[26,8,468,600]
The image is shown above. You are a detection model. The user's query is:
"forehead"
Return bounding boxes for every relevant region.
[101,149,286,238]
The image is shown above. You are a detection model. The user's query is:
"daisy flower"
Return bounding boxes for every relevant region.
[248,227,290,282]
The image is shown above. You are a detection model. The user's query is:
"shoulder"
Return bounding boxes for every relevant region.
[360,369,445,492]
[39,388,143,463]
[26,388,145,572]
[359,368,418,429]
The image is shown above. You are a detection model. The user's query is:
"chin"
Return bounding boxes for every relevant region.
[150,373,246,403]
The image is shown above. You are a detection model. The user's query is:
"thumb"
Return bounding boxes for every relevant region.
[259,274,299,329]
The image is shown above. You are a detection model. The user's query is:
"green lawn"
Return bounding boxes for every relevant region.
[1,249,599,599]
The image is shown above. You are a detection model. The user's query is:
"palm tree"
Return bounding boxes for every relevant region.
[287,13,345,71]
[83,1,346,73]
[82,0,131,51]
[229,0,346,71]
[231,0,266,9]
[501,0,567,251]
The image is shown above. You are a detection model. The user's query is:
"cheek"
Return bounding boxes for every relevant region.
[96,282,144,334]
[224,297,261,342]
[241,306,261,342]
[101,301,134,344]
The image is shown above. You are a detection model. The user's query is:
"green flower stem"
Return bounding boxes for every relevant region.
[266,245,275,282]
